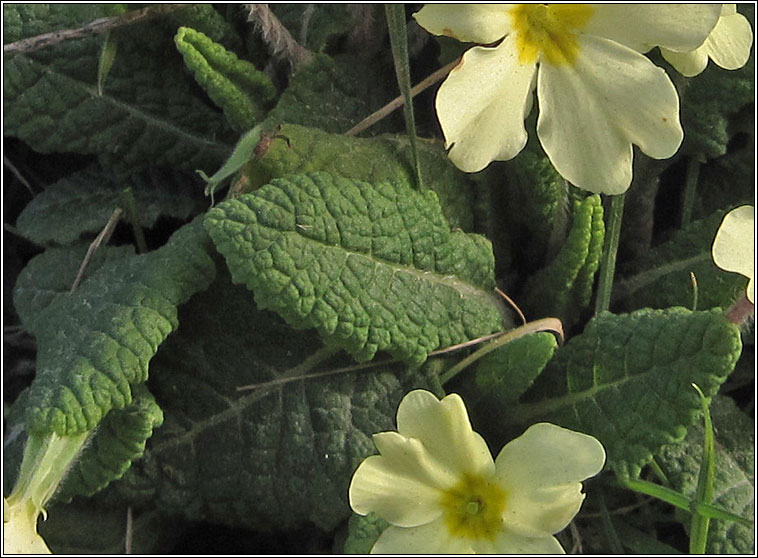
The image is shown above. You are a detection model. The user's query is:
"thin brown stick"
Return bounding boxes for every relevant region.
[345,57,460,136]
[124,507,133,555]
[3,156,36,195]
[496,287,527,325]
[245,4,313,69]
[70,208,123,293]
[4,5,188,55]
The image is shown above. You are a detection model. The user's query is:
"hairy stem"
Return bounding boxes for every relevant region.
[595,193,626,315]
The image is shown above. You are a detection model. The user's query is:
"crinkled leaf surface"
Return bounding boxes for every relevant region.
[658,395,754,554]
[21,218,216,435]
[174,26,275,132]
[13,244,135,331]
[242,123,476,231]
[511,308,742,479]
[110,273,443,531]
[617,211,747,311]
[342,512,389,554]
[205,172,506,364]
[521,194,604,324]
[55,383,164,502]
[3,5,233,172]
[14,165,202,247]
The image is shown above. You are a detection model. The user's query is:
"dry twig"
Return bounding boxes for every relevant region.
[245,4,314,69]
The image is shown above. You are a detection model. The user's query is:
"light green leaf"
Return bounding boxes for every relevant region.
[110,273,443,531]
[657,395,754,554]
[239,123,476,231]
[21,218,216,435]
[96,31,118,96]
[174,26,275,132]
[521,194,605,324]
[54,384,164,502]
[204,172,506,364]
[3,5,233,173]
[15,165,202,247]
[510,308,742,479]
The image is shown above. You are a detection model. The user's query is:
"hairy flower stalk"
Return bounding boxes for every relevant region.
[349,390,606,553]
[413,4,722,194]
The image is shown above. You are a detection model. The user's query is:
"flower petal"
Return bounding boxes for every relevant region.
[412,4,513,44]
[471,529,566,554]
[660,45,710,78]
[584,4,721,52]
[395,390,495,478]
[349,434,449,528]
[436,39,537,173]
[537,35,682,194]
[370,518,475,554]
[705,7,753,70]
[494,423,605,537]
[712,205,755,303]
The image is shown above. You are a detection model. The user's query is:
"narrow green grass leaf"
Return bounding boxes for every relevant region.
[689,384,715,554]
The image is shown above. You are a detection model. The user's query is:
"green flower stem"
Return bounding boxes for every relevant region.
[6,432,89,511]
[594,193,626,315]
[680,156,701,227]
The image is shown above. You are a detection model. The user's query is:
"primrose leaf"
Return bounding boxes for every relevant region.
[204,172,506,365]
[3,5,232,173]
[54,383,163,502]
[521,194,605,324]
[174,26,275,132]
[512,308,742,479]
[13,245,135,330]
[678,51,754,160]
[263,54,384,134]
[657,395,754,554]
[269,4,352,52]
[15,165,202,247]
[241,123,476,230]
[110,274,444,531]
[617,211,747,311]
[21,218,216,436]
[38,501,181,554]
[343,512,389,554]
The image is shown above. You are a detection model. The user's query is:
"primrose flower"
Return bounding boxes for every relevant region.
[662,4,753,77]
[348,389,606,554]
[712,205,755,304]
[3,498,52,554]
[413,4,722,194]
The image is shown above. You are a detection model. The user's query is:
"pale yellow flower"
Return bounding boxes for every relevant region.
[348,389,606,553]
[712,205,755,304]
[662,4,753,77]
[413,4,721,194]
[3,498,52,554]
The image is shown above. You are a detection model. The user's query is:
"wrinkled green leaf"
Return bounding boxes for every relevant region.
[20,218,216,435]
[54,384,164,502]
[657,395,754,554]
[15,165,202,247]
[12,245,137,339]
[521,194,604,324]
[343,512,389,554]
[38,501,182,554]
[241,123,476,231]
[109,273,443,531]
[205,172,506,364]
[511,308,742,479]
[3,5,233,173]
[617,210,747,311]
[174,26,275,132]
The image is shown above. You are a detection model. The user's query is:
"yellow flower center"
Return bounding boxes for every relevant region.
[510,4,594,66]
[440,472,507,541]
